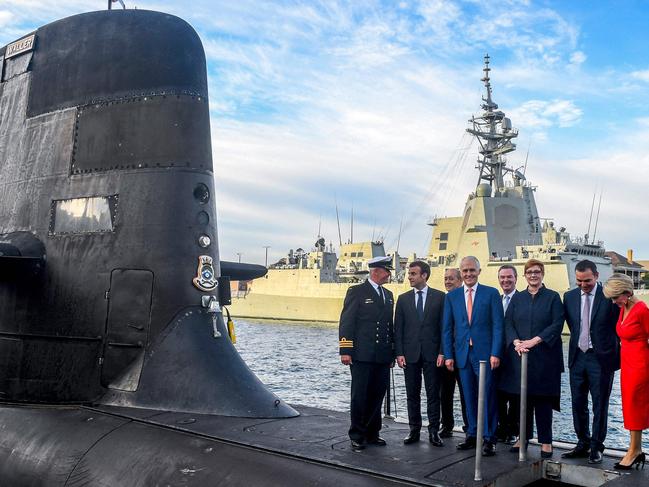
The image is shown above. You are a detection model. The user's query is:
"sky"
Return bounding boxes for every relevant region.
[2,0,648,265]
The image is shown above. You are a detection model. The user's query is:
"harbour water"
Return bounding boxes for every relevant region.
[234,319,649,451]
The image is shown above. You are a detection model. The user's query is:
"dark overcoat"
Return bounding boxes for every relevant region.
[500,285,564,401]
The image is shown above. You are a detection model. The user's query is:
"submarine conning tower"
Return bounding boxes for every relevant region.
[0,10,296,418]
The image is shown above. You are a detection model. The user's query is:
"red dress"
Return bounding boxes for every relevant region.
[616,300,649,430]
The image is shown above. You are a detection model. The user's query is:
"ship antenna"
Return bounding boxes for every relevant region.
[586,190,596,244]
[396,216,403,254]
[523,142,531,176]
[350,204,354,244]
[592,189,603,244]
[317,214,322,239]
[335,199,342,247]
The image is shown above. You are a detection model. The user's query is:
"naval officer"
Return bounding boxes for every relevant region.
[395,260,446,446]
[339,255,395,452]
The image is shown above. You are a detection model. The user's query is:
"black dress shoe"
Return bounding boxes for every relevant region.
[367,436,387,446]
[457,437,476,450]
[351,439,365,451]
[588,450,603,464]
[614,452,645,470]
[439,427,453,438]
[541,449,553,459]
[403,432,420,445]
[429,431,444,447]
[561,445,590,459]
[483,441,496,456]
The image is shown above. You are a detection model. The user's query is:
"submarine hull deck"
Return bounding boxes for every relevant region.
[0,404,643,486]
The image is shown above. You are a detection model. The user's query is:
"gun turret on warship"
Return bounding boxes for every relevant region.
[230,55,613,323]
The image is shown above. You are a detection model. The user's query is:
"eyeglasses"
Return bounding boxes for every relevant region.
[525,270,542,275]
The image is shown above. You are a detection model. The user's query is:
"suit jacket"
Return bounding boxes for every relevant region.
[564,283,620,373]
[499,290,518,379]
[501,286,564,397]
[339,280,395,364]
[442,283,504,369]
[394,286,445,363]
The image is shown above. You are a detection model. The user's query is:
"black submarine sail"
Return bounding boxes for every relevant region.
[0,8,286,417]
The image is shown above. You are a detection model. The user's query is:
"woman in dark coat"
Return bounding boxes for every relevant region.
[501,259,564,458]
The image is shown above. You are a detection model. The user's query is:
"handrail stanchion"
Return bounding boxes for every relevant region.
[474,360,487,481]
[519,352,528,462]
[384,367,393,418]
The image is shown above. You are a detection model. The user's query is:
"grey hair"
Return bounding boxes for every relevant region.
[444,268,461,280]
[460,255,480,270]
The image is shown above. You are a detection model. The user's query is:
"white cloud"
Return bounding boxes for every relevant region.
[570,50,586,65]
[0,10,14,28]
[510,99,582,129]
[630,70,649,83]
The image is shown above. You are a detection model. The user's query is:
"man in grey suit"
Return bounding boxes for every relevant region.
[395,260,446,446]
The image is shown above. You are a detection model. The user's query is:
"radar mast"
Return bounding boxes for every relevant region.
[466,54,521,195]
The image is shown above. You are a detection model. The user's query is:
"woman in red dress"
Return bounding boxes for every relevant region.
[604,273,649,470]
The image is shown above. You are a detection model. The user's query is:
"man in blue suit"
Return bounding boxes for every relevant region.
[443,256,504,456]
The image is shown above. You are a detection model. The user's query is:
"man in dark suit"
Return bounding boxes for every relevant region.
[562,260,619,464]
[339,256,395,452]
[443,256,503,456]
[439,267,468,438]
[395,260,446,446]
[496,264,519,445]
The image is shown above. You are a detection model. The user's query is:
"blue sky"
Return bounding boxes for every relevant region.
[2,0,648,264]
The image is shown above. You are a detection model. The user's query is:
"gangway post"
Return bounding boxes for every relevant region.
[519,352,529,462]
[474,360,487,481]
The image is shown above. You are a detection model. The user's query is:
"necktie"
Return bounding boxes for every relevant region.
[377,286,384,304]
[416,290,424,320]
[467,288,473,323]
[579,292,591,352]
[503,294,510,312]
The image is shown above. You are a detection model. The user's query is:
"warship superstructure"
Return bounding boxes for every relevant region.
[231,55,613,322]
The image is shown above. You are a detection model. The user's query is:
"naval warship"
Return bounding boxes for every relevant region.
[230,56,613,323]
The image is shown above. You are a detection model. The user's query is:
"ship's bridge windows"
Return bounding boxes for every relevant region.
[351,252,357,257]
[358,252,364,257]
[50,195,118,235]
[439,232,449,241]
[439,243,447,251]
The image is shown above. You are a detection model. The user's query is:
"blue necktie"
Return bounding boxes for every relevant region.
[416,290,424,320]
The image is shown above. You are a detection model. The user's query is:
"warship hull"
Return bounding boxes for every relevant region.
[229,260,605,323]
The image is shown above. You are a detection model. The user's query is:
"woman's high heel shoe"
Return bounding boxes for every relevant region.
[614,452,646,470]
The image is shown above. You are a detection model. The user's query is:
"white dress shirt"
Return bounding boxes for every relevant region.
[414,285,428,308]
